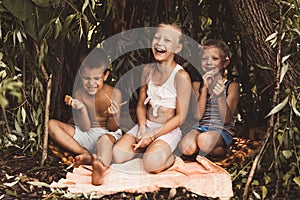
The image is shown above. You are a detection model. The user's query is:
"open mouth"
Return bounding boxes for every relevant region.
[155,47,167,54]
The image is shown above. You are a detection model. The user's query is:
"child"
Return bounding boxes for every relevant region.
[48,48,123,185]
[112,23,191,173]
[179,39,240,158]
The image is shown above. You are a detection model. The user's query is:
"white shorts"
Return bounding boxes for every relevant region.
[74,126,122,154]
[127,120,182,152]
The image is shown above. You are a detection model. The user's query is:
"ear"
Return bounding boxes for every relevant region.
[224,57,230,68]
[175,43,183,54]
[103,70,110,81]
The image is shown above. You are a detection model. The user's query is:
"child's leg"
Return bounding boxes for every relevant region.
[91,154,107,185]
[178,129,199,155]
[48,119,91,164]
[112,134,138,164]
[96,134,115,166]
[92,134,119,185]
[143,140,174,173]
[197,130,225,156]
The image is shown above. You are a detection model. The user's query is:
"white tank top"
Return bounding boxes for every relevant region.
[144,64,183,117]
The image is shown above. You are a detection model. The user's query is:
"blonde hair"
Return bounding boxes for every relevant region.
[157,23,183,43]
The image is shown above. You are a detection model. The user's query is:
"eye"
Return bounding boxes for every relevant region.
[94,77,102,81]
[153,35,160,40]
[164,38,171,43]
[81,76,90,80]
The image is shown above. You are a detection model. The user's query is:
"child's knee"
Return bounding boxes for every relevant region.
[143,152,169,173]
[97,134,114,145]
[179,137,197,155]
[48,119,58,136]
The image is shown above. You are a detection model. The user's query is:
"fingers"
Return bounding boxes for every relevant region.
[132,141,142,151]
[212,79,226,97]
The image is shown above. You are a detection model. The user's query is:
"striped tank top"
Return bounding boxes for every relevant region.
[199,80,236,136]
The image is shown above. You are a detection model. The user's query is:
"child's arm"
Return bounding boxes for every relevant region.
[195,83,208,120]
[135,67,151,137]
[106,89,122,131]
[216,81,240,123]
[67,92,91,131]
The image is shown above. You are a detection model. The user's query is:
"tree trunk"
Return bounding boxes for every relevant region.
[228,0,299,88]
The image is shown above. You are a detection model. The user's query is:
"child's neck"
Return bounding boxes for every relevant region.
[156,60,177,71]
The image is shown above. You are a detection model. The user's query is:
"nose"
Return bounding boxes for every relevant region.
[87,79,95,86]
[207,57,213,65]
[156,38,163,46]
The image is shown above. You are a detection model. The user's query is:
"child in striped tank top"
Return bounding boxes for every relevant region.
[179,39,240,158]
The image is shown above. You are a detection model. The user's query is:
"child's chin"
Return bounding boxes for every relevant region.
[86,89,97,96]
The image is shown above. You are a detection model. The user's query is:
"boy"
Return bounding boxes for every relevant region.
[48,48,122,185]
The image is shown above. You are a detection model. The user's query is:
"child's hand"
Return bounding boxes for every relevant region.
[64,95,85,110]
[106,100,120,115]
[137,126,146,141]
[133,132,154,150]
[212,79,225,97]
[203,69,221,93]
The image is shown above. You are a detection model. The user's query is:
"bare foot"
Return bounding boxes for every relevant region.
[92,154,108,186]
[74,152,92,165]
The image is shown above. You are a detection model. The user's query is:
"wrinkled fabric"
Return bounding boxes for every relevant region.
[51,156,233,199]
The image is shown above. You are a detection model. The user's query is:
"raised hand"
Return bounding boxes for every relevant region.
[64,95,85,110]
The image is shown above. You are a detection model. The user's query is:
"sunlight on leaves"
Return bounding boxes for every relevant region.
[265,96,289,118]
[27,181,51,188]
[293,176,300,186]
[280,64,288,83]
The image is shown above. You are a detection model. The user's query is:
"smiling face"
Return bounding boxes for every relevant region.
[201,47,227,73]
[80,66,108,96]
[151,24,182,64]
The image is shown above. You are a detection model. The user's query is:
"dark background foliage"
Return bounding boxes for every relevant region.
[0,0,299,199]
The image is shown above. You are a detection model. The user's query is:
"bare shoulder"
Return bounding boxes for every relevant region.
[103,84,122,99]
[175,68,191,82]
[228,81,240,97]
[228,81,240,91]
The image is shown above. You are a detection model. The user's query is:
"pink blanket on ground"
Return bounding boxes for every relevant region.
[50,156,233,199]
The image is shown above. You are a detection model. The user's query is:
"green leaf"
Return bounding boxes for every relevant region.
[14,119,22,134]
[253,190,261,199]
[82,0,89,13]
[280,64,288,83]
[282,54,291,63]
[282,150,292,159]
[21,107,26,124]
[252,180,259,186]
[54,18,62,39]
[293,176,300,186]
[256,64,273,71]
[261,186,268,200]
[0,95,9,108]
[2,0,34,22]
[266,32,278,42]
[265,96,289,118]
[291,94,300,117]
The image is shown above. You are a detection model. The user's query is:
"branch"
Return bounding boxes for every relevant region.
[41,74,52,166]
[34,43,49,82]
[1,106,12,135]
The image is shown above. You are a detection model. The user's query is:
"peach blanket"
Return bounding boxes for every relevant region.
[50,156,233,199]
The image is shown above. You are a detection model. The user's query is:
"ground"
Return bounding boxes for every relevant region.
[0,147,217,199]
